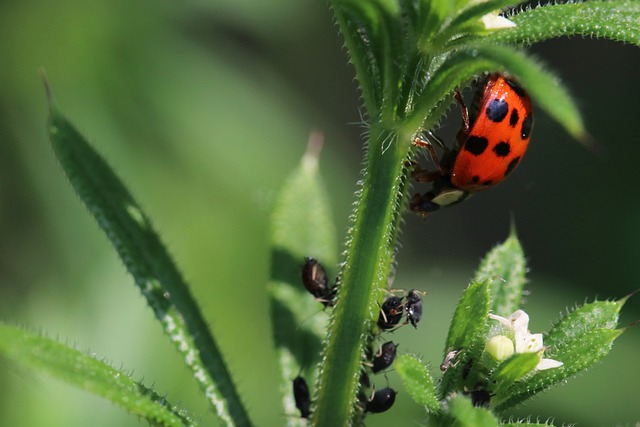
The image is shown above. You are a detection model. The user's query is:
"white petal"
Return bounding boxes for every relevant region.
[536,358,564,370]
[515,332,544,353]
[481,13,516,30]
[489,313,511,327]
[509,310,530,335]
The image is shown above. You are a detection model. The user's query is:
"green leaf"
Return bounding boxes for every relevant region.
[445,280,491,351]
[0,323,195,427]
[268,132,337,420]
[417,0,451,47]
[331,1,403,119]
[395,354,440,412]
[439,280,491,395]
[447,395,500,427]
[489,1,640,47]
[490,352,539,396]
[474,229,527,317]
[501,423,557,427]
[47,103,251,427]
[545,298,625,349]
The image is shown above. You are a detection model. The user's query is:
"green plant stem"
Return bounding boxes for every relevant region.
[313,125,410,426]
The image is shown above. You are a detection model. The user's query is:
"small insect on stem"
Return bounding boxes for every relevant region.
[292,376,311,419]
[365,387,397,413]
[301,257,336,307]
[372,341,399,374]
[440,349,461,372]
[377,296,404,330]
[405,289,424,328]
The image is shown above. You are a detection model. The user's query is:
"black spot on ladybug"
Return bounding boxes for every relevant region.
[464,136,489,155]
[504,78,526,98]
[521,113,533,139]
[482,180,493,186]
[504,157,521,177]
[471,176,480,184]
[493,141,510,157]
[509,108,519,127]
[486,99,509,123]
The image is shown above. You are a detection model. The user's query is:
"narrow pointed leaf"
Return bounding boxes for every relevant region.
[490,352,539,396]
[268,132,337,421]
[489,2,640,47]
[47,104,251,427]
[439,280,491,394]
[545,298,625,349]
[0,323,195,427]
[474,230,526,317]
[445,280,491,351]
[502,423,557,427]
[395,354,440,412]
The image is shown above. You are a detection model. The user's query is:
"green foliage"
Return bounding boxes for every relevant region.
[396,233,629,424]
[488,1,640,46]
[46,102,251,427]
[395,354,439,412]
[2,1,638,426]
[474,228,526,317]
[267,132,337,422]
[0,324,195,427]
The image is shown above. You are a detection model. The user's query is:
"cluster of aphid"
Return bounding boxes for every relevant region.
[293,257,425,419]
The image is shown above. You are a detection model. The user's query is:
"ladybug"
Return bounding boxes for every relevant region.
[410,73,534,213]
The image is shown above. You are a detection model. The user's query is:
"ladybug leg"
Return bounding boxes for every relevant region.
[406,159,442,183]
[454,90,470,134]
[413,131,448,173]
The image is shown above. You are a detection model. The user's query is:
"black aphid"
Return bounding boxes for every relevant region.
[365,387,397,413]
[372,341,398,373]
[377,296,404,330]
[292,376,311,418]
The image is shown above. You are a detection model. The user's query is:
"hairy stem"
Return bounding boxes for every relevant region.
[313,124,411,426]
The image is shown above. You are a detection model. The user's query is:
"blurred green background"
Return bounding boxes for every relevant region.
[1,0,639,426]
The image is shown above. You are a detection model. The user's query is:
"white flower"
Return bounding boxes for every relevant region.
[489,310,563,371]
[481,12,516,30]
